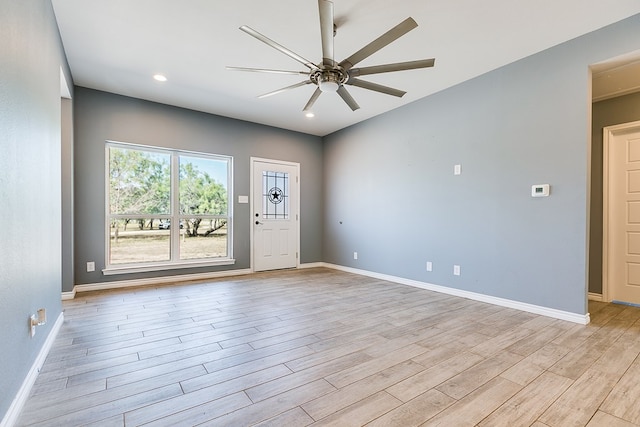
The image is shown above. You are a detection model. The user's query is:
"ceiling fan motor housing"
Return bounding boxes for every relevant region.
[311,66,347,92]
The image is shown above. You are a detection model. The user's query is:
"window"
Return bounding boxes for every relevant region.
[262,170,289,219]
[106,142,233,273]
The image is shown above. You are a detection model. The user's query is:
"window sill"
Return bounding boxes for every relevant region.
[102,258,236,276]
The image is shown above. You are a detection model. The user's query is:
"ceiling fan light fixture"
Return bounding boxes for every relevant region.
[319,80,339,92]
[318,72,340,92]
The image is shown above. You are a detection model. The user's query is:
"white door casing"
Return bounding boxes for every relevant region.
[251,158,299,272]
[604,121,640,305]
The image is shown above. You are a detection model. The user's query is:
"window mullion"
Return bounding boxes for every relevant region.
[171,153,180,261]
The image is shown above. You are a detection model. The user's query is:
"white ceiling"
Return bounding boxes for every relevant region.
[52,0,640,136]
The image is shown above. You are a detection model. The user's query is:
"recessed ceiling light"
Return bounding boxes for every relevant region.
[305,112,315,118]
[153,74,167,82]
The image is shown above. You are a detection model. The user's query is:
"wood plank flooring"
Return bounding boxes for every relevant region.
[16,268,640,426]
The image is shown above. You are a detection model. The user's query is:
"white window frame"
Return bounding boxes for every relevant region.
[103,141,234,275]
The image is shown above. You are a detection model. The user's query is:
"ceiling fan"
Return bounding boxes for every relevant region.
[227,0,435,112]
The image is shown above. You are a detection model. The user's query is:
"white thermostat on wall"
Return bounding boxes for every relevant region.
[531,184,550,197]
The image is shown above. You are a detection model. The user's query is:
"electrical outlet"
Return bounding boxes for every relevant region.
[454,164,461,175]
[453,265,461,276]
[87,261,95,272]
[426,261,433,272]
[353,252,358,260]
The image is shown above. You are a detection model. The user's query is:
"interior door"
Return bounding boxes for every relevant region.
[252,159,299,272]
[607,124,640,305]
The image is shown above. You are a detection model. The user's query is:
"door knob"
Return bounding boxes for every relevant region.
[255,221,263,225]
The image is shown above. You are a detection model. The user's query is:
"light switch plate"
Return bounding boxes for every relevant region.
[238,195,249,204]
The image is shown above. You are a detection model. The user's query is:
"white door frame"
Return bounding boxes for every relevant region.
[602,120,640,302]
[250,157,300,272]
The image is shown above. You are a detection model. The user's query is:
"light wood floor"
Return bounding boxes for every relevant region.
[17,268,640,426]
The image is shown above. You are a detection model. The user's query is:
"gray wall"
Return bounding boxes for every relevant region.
[73,88,323,288]
[323,14,640,316]
[62,98,74,292]
[589,91,640,294]
[0,0,69,420]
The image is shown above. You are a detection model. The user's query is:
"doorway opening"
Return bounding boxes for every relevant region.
[589,49,640,304]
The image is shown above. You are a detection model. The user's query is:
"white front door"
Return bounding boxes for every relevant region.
[605,122,640,304]
[251,158,299,272]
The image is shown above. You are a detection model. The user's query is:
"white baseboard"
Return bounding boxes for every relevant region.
[298,262,325,269]
[67,268,253,297]
[588,292,603,302]
[1,312,64,427]
[323,263,590,325]
[60,262,590,325]
[65,263,326,299]
[63,263,325,299]
[61,289,76,300]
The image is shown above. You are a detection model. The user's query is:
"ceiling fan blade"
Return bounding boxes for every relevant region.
[257,80,312,99]
[347,78,406,97]
[349,58,435,77]
[337,86,360,111]
[339,17,418,70]
[240,25,317,70]
[226,66,310,76]
[318,0,334,67]
[303,88,322,111]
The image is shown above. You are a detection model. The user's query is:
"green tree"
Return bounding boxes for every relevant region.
[109,147,170,218]
[179,161,227,236]
[109,149,227,237]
